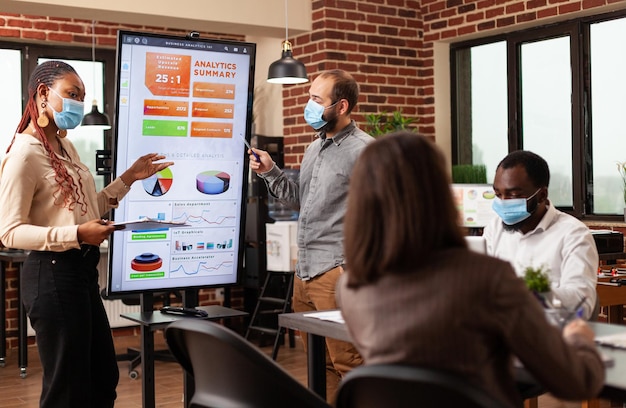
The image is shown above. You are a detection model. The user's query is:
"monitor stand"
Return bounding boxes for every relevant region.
[138,289,198,406]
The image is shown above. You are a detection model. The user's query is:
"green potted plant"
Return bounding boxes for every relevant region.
[364,110,417,137]
[451,164,487,184]
[523,265,552,303]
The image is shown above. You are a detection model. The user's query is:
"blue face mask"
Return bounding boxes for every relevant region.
[48,87,84,130]
[304,99,338,130]
[492,188,541,225]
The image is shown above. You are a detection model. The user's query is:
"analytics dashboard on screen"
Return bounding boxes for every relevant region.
[108,30,256,295]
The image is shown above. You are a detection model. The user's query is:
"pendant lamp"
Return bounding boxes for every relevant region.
[267,0,308,84]
[82,20,111,129]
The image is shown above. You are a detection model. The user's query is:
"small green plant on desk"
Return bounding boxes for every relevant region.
[523,265,552,301]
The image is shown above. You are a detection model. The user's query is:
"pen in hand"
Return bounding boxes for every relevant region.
[566,296,587,321]
[239,134,260,162]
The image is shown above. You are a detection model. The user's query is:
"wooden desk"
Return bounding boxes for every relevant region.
[0,250,28,378]
[279,311,350,399]
[122,303,247,408]
[279,311,626,403]
[597,276,626,323]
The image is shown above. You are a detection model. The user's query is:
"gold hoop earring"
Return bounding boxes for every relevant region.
[37,101,49,128]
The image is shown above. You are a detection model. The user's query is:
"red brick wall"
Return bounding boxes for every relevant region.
[1,5,621,172]
[282,0,423,167]
[284,0,621,168]
[3,264,20,349]
[0,14,242,47]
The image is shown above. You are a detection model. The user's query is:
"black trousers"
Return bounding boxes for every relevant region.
[21,245,119,408]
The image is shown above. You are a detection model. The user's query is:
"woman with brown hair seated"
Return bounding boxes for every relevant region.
[337,131,604,407]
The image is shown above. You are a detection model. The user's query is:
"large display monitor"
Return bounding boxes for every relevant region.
[107,30,256,296]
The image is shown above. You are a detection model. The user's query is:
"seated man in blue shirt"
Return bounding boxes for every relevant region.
[483,150,598,319]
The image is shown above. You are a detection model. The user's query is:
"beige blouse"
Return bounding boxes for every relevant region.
[0,133,129,251]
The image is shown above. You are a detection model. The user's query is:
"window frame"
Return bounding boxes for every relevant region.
[1,42,116,151]
[450,9,626,221]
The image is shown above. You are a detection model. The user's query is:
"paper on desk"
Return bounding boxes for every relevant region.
[595,333,626,349]
[304,310,345,324]
[514,350,614,367]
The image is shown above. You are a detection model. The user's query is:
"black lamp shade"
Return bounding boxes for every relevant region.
[82,100,111,130]
[267,41,308,84]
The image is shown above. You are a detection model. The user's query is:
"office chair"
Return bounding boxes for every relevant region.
[164,319,331,408]
[335,364,508,408]
[591,296,601,321]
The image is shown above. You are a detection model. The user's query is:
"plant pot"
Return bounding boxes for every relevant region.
[537,291,554,306]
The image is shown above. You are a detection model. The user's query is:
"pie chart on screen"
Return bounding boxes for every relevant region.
[196,170,230,195]
[142,168,173,197]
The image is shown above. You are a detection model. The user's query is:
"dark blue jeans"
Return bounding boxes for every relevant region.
[21,245,118,408]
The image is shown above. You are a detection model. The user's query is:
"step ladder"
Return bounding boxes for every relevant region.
[245,270,295,360]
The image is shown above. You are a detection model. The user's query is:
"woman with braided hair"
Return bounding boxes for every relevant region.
[0,60,173,407]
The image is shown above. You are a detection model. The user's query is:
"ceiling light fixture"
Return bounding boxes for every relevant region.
[267,0,309,84]
[82,20,111,129]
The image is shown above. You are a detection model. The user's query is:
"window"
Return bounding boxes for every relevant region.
[453,41,508,184]
[0,44,115,192]
[0,49,24,157]
[519,36,573,208]
[589,17,626,214]
[451,11,626,218]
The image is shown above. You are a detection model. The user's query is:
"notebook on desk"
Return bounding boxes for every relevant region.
[465,236,487,254]
[590,334,621,367]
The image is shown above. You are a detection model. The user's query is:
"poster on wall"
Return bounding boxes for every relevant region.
[107,30,256,295]
[451,184,498,228]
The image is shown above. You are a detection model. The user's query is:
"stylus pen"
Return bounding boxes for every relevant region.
[239,134,260,162]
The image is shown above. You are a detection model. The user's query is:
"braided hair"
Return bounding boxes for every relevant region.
[9,60,88,215]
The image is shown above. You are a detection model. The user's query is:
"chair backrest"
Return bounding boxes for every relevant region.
[335,364,508,408]
[590,295,601,321]
[164,319,330,408]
